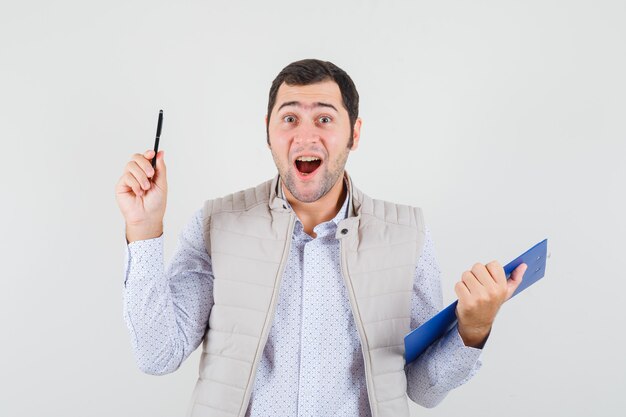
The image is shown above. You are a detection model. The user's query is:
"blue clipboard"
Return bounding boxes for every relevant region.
[404,239,548,364]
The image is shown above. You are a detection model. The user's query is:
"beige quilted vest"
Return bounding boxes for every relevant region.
[187,174,425,417]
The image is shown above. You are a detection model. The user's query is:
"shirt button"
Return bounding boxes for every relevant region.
[341,228,348,235]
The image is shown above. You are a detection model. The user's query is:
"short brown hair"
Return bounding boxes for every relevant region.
[266,59,360,147]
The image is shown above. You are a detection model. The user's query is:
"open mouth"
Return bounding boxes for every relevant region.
[294,156,322,176]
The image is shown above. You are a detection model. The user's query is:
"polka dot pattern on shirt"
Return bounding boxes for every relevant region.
[123,198,482,414]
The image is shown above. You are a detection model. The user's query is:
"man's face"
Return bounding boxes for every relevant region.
[267,80,361,203]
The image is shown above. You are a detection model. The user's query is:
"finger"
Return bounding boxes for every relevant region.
[461,270,485,295]
[454,280,471,300]
[506,263,527,299]
[485,260,506,286]
[454,281,472,318]
[126,161,151,191]
[131,152,156,180]
[122,171,144,197]
[470,263,493,287]
[144,149,157,173]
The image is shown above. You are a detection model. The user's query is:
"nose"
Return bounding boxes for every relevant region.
[293,120,320,144]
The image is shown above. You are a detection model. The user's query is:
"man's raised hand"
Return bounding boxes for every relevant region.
[115,149,167,242]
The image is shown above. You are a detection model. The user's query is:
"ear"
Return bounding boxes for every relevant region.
[265,114,271,149]
[350,118,362,151]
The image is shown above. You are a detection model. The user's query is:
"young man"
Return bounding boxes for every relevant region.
[115,59,526,417]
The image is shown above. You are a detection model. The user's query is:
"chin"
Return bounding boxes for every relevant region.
[291,185,326,203]
[284,174,327,203]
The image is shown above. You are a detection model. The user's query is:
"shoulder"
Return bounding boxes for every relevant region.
[202,178,274,218]
[353,185,424,230]
[352,186,429,266]
[197,178,276,254]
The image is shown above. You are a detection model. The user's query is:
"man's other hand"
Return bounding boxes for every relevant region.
[454,261,527,348]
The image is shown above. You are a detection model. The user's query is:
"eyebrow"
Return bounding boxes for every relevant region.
[277,101,338,112]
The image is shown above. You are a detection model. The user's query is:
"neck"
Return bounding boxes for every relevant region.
[282,174,347,238]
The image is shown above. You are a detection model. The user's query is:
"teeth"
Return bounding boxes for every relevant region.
[296,156,321,162]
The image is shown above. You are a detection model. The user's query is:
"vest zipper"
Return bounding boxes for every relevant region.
[339,238,378,417]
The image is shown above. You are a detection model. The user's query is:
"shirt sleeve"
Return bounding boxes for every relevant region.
[405,227,483,408]
[122,208,214,375]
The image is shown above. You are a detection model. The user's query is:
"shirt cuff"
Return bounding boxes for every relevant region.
[123,236,164,287]
[440,325,483,382]
[452,325,484,356]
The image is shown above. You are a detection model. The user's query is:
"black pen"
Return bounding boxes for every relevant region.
[151,109,163,170]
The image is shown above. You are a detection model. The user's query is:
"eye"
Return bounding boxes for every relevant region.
[283,115,297,123]
[318,116,332,124]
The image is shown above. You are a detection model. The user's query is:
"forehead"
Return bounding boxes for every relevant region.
[274,80,343,112]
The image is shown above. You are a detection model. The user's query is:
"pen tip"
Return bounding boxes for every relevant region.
[159,109,163,114]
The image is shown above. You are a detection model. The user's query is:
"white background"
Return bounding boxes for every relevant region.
[1,1,624,416]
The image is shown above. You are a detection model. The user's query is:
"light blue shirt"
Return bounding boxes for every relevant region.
[123,189,482,416]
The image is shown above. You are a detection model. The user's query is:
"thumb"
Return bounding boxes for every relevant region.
[152,150,167,188]
[506,263,527,300]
